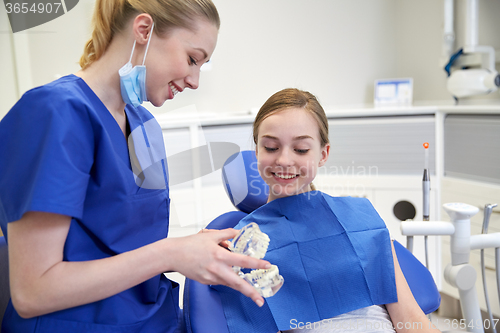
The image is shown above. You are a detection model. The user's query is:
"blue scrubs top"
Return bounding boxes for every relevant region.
[0,75,179,332]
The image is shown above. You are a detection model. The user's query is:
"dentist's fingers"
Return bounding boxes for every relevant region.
[165,230,269,306]
[203,229,270,306]
[215,257,266,307]
[206,227,238,240]
[205,228,272,270]
[199,228,235,248]
[223,250,272,270]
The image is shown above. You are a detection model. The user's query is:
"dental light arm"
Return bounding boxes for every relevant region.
[401,221,455,236]
[229,223,284,298]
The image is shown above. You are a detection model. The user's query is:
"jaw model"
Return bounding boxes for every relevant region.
[229,222,284,298]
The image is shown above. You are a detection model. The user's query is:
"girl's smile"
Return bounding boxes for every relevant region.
[256,107,330,202]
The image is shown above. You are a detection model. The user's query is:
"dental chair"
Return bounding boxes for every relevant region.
[183,150,441,333]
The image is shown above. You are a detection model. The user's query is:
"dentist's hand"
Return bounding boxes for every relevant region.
[165,228,270,307]
[198,228,231,248]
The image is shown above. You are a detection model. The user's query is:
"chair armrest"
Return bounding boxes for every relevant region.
[393,239,441,314]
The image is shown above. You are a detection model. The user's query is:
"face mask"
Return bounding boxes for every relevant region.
[119,23,154,107]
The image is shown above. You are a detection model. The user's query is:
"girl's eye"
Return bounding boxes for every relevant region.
[189,56,198,66]
[265,147,278,152]
[296,149,309,154]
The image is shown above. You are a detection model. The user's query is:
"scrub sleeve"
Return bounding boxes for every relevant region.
[0,75,180,333]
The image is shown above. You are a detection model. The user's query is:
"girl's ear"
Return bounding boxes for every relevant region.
[318,143,330,167]
[132,13,154,45]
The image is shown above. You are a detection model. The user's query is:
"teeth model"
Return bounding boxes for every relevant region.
[230,223,284,298]
[242,264,284,298]
[230,222,270,259]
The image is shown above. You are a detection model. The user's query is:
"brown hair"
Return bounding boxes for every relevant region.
[79,0,220,69]
[253,88,329,147]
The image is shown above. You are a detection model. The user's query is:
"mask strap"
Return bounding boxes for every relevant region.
[128,41,137,64]
[142,22,154,66]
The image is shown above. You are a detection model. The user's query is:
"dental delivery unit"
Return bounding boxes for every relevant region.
[402,201,500,333]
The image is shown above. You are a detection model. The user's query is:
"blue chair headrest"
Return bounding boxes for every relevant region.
[221,150,269,214]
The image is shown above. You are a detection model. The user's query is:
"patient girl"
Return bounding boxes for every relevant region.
[216,88,441,333]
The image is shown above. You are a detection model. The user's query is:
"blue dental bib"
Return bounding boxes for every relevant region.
[214,191,397,332]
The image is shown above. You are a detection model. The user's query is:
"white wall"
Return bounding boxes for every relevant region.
[26,0,95,88]
[2,0,499,119]
[0,5,19,119]
[395,0,450,102]
[0,0,94,117]
[170,0,399,114]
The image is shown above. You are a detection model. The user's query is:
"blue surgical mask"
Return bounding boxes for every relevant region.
[119,23,154,107]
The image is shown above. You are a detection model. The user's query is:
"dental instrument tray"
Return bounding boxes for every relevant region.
[229,222,284,298]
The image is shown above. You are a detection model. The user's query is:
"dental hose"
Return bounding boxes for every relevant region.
[424,235,429,269]
[496,248,500,324]
[481,203,498,333]
[481,249,496,333]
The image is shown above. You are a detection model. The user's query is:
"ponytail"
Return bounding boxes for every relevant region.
[79,0,136,69]
[79,0,220,70]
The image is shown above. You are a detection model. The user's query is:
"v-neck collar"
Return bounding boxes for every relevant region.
[73,75,135,168]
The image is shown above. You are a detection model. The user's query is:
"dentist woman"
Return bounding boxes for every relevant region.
[0,0,270,332]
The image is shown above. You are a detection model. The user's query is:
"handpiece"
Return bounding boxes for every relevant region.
[422,142,431,268]
[422,142,430,222]
[482,203,497,234]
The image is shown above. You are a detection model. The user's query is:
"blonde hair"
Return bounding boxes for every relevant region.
[79,0,220,69]
[253,88,330,192]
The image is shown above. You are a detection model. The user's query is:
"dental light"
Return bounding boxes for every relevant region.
[445,0,500,99]
[447,68,500,98]
[230,223,284,298]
